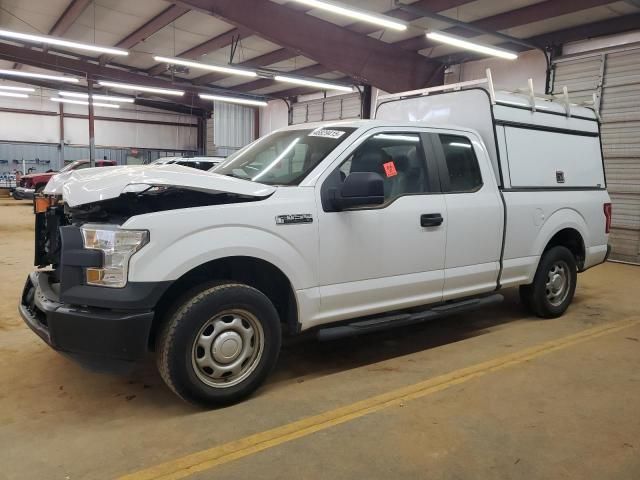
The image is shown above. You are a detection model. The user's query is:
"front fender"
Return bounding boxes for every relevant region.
[127,223,317,290]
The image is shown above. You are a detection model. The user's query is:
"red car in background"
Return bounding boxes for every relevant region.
[13,159,116,200]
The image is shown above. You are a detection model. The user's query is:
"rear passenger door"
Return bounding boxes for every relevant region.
[433,132,504,300]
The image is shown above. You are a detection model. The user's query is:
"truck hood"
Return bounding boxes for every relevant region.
[44,164,276,207]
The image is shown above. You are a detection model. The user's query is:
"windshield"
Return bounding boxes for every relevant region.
[211,127,356,185]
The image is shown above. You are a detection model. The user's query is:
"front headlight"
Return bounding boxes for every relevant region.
[80,224,149,288]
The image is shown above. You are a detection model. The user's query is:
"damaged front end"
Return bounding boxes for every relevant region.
[21,165,277,361]
[66,185,264,224]
[36,163,276,263]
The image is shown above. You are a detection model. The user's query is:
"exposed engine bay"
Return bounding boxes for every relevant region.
[34,187,265,268]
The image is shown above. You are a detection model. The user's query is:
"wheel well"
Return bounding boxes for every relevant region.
[151,257,298,347]
[544,228,585,270]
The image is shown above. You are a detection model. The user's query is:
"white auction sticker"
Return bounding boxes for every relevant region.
[308,129,346,139]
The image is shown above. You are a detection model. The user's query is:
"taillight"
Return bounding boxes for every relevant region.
[604,203,612,234]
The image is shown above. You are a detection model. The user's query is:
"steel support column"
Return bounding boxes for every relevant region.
[87,76,95,167]
[361,85,372,119]
[197,115,206,155]
[58,103,65,170]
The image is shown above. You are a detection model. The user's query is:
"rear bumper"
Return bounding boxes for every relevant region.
[583,244,611,271]
[19,271,154,361]
[12,187,34,200]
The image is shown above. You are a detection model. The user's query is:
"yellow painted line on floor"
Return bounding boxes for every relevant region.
[118,317,640,480]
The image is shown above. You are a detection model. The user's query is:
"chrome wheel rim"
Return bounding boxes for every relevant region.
[545,260,570,307]
[191,309,264,388]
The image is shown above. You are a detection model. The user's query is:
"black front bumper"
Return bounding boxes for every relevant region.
[19,272,154,361]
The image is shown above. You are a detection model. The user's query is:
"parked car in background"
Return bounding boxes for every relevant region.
[150,156,225,171]
[12,159,116,200]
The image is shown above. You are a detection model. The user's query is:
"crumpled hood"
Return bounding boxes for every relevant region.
[43,164,275,207]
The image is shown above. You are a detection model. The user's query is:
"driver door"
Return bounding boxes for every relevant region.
[315,128,447,325]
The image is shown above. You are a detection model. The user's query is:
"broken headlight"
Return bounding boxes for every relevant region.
[80,224,149,288]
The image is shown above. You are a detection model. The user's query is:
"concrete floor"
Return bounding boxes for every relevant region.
[0,200,639,480]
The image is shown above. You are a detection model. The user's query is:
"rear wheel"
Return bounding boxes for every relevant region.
[520,246,577,318]
[156,282,281,406]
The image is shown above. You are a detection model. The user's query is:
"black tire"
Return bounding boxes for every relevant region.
[520,246,577,319]
[156,282,281,407]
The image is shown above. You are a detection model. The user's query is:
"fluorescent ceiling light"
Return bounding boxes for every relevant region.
[50,97,120,108]
[199,94,268,107]
[154,56,257,78]
[0,91,29,98]
[0,28,128,56]
[426,31,518,60]
[0,69,78,83]
[59,91,135,103]
[0,85,35,92]
[291,0,407,31]
[274,75,353,92]
[98,81,184,96]
[93,94,134,103]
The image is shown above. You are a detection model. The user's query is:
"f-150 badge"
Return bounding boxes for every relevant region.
[275,214,313,225]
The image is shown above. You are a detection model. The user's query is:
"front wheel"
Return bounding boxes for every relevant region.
[156,282,281,406]
[520,246,577,318]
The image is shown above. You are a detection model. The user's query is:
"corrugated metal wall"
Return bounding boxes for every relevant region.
[0,141,196,176]
[291,93,362,125]
[212,101,255,157]
[553,45,640,263]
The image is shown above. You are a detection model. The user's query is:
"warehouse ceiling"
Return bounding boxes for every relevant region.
[0,0,639,110]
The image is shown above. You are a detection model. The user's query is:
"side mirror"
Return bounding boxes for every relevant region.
[331,172,385,211]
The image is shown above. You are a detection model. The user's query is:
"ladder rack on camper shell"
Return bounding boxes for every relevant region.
[374,68,601,121]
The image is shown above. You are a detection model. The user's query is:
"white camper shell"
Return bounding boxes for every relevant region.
[374,73,605,191]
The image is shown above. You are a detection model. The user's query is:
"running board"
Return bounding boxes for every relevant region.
[317,294,503,342]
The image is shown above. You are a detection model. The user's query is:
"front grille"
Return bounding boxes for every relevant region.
[34,205,66,270]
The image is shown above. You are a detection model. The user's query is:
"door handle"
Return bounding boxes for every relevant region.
[421,213,443,227]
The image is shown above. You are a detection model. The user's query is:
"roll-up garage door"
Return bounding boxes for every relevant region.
[290,93,362,125]
[554,46,640,263]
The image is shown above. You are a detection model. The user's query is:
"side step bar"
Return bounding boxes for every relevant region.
[317,294,503,342]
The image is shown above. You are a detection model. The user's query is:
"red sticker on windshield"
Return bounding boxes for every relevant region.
[383,161,397,177]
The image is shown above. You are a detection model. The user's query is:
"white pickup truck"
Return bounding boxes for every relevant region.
[20,78,611,406]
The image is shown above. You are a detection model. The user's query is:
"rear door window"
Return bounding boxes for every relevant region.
[438,134,482,192]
